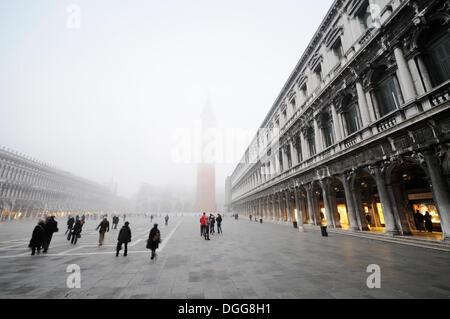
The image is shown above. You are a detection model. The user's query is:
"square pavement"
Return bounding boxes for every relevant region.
[0,215,449,298]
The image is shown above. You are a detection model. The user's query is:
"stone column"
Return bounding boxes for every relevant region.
[319,179,335,228]
[423,150,450,242]
[342,173,359,231]
[306,184,316,225]
[278,192,284,222]
[393,45,416,103]
[285,189,291,222]
[271,194,276,220]
[356,81,372,125]
[294,186,305,231]
[331,103,342,141]
[369,165,400,236]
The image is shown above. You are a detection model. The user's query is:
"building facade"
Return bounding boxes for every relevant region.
[229,0,450,242]
[0,147,128,221]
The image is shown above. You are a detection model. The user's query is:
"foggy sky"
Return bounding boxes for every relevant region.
[0,0,333,199]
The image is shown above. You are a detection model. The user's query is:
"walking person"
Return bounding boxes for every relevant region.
[71,218,83,245]
[116,221,131,257]
[204,217,210,240]
[147,223,161,260]
[165,214,169,226]
[200,212,206,237]
[43,216,58,253]
[29,220,46,255]
[123,214,126,222]
[210,215,215,234]
[216,214,223,234]
[66,216,75,236]
[96,217,110,246]
[424,211,433,232]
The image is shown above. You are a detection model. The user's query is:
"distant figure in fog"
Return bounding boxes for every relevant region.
[249,214,252,221]
[209,215,215,234]
[123,214,126,222]
[71,219,83,245]
[66,216,75,236]
[29,220,46,255]
[216,214,223,234]
[147,223,161,260]
[96,218,110,246]
[112,216,119,229]
[116,221,132,257]
[165,214,169,226]
[150,214,153,222]
[43,216,58,253]
[200,212,206,236]
[204,217,210,240]
[424,211,433,232]
[81,214,86,224]
[235,213,238,220]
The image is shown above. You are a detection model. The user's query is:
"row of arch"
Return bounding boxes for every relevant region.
[236,150,450,242]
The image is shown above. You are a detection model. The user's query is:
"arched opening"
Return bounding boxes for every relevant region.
[417,19,450,88]
[390,161,443,240]
[330,178,350,229]
[353,169,385,232]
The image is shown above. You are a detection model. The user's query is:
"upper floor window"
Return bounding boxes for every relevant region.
[343,101,361,135]
[375,75,401,117]
[371,66,402,117]
[423,28,450,87]
[357,1,373,30]
[282,109,287,121]
[314,64,323,83]
[332,38,344,61]
[321,114,334,148]
[299,83,308,106]
[307,132,316,157]
[290,97,296,111]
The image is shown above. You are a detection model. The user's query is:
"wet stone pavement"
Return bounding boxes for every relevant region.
[0,215,449,299]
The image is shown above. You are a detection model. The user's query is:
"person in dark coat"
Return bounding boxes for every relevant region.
[147,223,161,260]
[116,221,132,256]
[204,217,210,240]
[165,214,169,226]
[29,220,46,255]
[96,218,110,246]
[66,216,75,236]
[424,211,433,232]
[209,215,215,234]
[71,219,83,245]
[216,214,223,234]
[43,216,58,253]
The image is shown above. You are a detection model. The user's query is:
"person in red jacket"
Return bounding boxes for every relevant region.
[200,212,206,237]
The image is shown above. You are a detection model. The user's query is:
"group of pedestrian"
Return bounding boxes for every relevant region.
[29,214,162,261]
[199,212,223,240]
[413,210,434,232]
[66,215,84,245]
[28,216,59,255]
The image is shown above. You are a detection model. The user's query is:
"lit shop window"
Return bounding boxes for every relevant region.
[337,204,348,225]
[412,203,440,224]
[376,203,385,225]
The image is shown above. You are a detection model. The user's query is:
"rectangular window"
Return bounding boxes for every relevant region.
[333,39,344,61]
[315,64,323,82]
[344,103,360,135]
[307,134,316,156]
[323,122,334,148]
[375,76,399,116]
[426,32,450,86]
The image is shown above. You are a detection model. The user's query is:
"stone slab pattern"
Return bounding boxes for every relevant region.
[0,216,449,299]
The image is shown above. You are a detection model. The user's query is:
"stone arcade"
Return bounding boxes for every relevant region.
[228,0,450,242]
